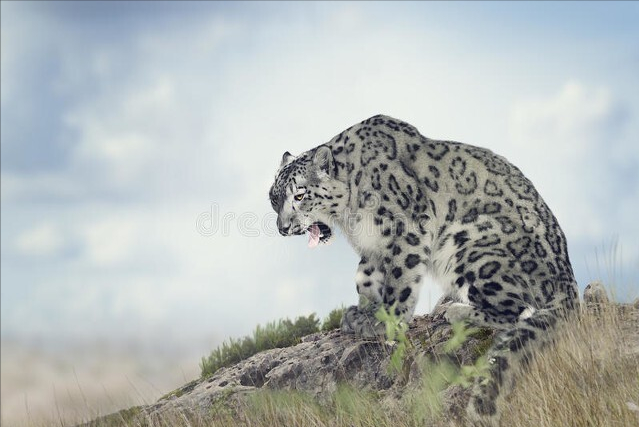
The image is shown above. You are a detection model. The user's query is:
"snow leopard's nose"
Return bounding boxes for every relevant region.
[277,217,291,236]
[279,225,291,236]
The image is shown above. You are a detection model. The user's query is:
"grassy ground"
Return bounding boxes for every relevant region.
[22,301,639,427]
[503,302,639,427]
[227,303,639,427]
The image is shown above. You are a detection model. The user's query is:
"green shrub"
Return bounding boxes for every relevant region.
[321,306,345,331]
[201,308,352,378]
[201,313,323,377]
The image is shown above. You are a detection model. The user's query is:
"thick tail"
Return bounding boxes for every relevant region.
[467,305,572,426]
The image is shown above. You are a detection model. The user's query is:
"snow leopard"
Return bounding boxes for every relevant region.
[269,114,579,425]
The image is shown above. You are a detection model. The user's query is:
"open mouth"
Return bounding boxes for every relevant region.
[307,222,332,248]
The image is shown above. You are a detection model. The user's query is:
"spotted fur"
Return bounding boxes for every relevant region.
[269,114,578,425]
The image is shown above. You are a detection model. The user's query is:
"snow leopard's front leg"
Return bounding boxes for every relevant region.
[377,236,425,321]
[341,256,386,338]
[341,241,425,338]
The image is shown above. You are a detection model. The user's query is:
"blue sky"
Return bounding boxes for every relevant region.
[1,1,639,422]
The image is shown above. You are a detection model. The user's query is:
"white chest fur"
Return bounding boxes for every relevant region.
[340,210,385,256]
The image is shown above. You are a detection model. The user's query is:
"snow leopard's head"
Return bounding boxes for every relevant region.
[269,146,346,247]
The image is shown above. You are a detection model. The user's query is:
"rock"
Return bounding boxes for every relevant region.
[141,312,487,422]
[80,293,639,427]
[431,294,455,317]
[583,281,609,305]
[633,298,639,310]
[145,329,396,420]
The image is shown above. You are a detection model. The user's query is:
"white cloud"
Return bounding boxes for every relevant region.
[510,82,623,155]
[80,217,138,267]
[3,1,638,344]
[15,222,64,257]
[507,81,639,294]
[508,81,632,240]
[5,4,639,346]
[1,171,86,202]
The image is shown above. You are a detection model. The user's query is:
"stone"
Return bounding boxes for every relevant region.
[583,281,609,305]
[140,311,482,422]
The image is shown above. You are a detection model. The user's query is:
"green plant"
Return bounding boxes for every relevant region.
[321,306,345,331]
[375,303,410,375]
[468,327,495,358]
[200,314,321,377]
[405,357,457,423]
[374,310,492,420]
[201,307,351,378]
[444,321,491,387]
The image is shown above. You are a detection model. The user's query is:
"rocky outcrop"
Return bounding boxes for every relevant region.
[143,300,491,422]
[83,285,639,426]
[146,330,395,419]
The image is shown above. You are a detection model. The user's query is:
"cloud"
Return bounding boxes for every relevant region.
[510,81,628,159]
[4,2,639,347]
[15,223,65,257]
[509,82,635,236]
[508,81,639,287]
[80,217,139,267]
[1,172,87,202]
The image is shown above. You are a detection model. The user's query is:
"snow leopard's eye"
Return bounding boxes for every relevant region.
[294,193,305,201]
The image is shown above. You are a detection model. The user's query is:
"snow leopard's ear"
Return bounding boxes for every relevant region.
[312,145,335,177]
[280,151,295,168]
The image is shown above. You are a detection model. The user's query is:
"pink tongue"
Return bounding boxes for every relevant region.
[308,224,321,248]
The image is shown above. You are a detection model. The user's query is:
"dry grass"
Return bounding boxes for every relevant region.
[233,302,639,427]
[504,303,639,427]
[21,302,639,427]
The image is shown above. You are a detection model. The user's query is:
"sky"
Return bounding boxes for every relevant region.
[2,1,639,424]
